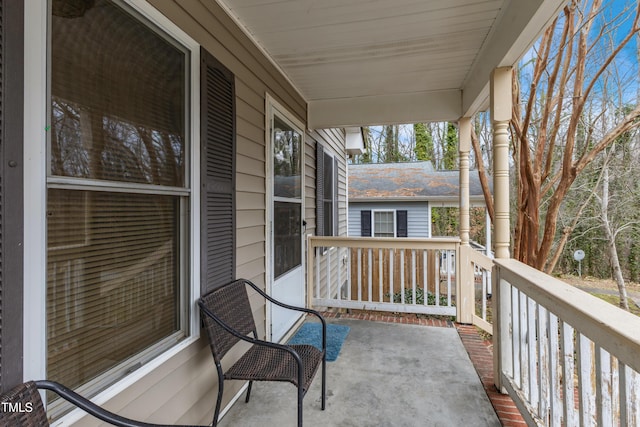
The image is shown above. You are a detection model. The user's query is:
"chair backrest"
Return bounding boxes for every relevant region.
[199,279,258,362]
[0,381,50,426]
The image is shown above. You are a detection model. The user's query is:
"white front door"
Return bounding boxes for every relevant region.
[269,109,305,342]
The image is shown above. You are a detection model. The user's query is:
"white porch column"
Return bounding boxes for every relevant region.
[490,67,512,259]
[491,66,513,394]
[458,117,471,246]
[457,118,473,324]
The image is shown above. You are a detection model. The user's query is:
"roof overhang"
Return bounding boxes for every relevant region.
[216,0,567,128]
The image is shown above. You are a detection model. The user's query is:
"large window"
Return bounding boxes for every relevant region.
[47,0,189,402]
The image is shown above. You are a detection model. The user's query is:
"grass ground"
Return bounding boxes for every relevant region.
[558,274,640,316]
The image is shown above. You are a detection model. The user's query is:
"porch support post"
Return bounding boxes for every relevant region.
[490,67,512,259]
[490,66,513,394]
[456,117,473,324]
[458,117,471,247]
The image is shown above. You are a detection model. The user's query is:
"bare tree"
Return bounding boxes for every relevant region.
[505,0,640,272]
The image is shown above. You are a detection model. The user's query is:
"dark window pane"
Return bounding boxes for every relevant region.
[323,153,333,200]
[50,0,186,186]
[274,202,301,279]
[47,189,180,391]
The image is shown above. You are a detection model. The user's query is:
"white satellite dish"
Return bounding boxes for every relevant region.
[573,249,585,261]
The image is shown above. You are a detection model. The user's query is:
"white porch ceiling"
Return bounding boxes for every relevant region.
[216,0,567,128]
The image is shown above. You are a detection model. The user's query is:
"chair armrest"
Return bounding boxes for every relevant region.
[34,380,204,427]
[240,279,327,352]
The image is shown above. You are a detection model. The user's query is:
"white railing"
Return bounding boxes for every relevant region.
[494,259,640,426]
[460,245,494,334]
[307,236,460,317]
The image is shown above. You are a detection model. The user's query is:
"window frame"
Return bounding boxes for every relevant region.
[321,149,338,237]
[24,0,202,413]
[372,209,396,238]
[316,144,338,238]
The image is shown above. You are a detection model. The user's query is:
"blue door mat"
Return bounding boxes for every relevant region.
[288,323,350,361]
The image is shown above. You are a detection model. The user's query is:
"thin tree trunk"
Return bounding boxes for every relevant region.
[601,166,629,310]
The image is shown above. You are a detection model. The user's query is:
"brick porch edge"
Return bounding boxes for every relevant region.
[456,325,526,427]
[321,311,526,427]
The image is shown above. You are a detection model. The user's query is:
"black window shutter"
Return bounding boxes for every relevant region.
[397,210,408,237]
[361,210,371,237]
[200,47,236,294]
[1,0,25,392]
[315,143,324,236]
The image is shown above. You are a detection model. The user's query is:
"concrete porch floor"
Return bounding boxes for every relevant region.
[218,318,501,427]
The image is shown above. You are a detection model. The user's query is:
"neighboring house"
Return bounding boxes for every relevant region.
[348,162,490,239]
[0,0,567,425]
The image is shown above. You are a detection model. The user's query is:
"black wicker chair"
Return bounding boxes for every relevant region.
[198,278,326,427]
[0,380,204,426]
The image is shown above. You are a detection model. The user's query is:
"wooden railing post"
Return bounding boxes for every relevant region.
[306,235,315,308]
[457,245,474,324]
[493,264,512,394]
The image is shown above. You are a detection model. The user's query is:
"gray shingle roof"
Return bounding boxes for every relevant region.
[348,161,491,201]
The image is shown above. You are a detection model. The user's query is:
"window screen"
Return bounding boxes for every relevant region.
[47,0,188,402]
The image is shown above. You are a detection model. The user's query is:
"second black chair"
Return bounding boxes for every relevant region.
[198,278,326,427]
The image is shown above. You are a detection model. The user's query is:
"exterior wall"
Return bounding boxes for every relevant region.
[26,1,344,425]
[349,202,431,238]
[306,129,348,301]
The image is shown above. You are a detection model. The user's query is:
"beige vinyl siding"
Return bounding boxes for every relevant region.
[306,128,348,302]
[71,0,307,424]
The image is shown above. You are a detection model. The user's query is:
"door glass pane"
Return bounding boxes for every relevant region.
[273,117,301,198]
[274,202,301,279]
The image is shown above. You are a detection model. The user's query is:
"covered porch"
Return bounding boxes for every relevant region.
[219,317,502,427]
[209,0,640,425]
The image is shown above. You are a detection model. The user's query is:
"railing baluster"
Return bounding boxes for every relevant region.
[447,250,452,306]
[578,334,596,427]
[423,250,427,306]
[619,362,627,427]
[611,356,620,427]
[337,248,342,301]
[368,248,373,303]
[528,297,538,409]
[598,347,613,427]
[549,313,562,427]
[435,251,440,307]
[512,287,521,389]
[561,321,578,427]
[378,248,383,303]
[520,291,528,396]
[389,250,394,305]
[628,367,640,426]
[347,247,352,301]
[538,305,549,420]
[357,248,362,303]
[482,268,488,321]
[315,246,320,299]
[400,250,405,304]
[326,248,332,300]
[411,250,416,305]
